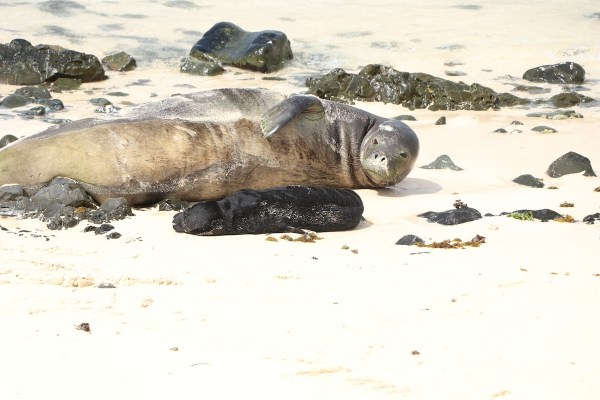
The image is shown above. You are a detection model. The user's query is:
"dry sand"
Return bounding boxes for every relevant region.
[1,1,600,399]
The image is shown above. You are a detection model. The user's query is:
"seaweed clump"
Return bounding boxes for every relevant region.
[507,211,534,221]
[415,234,486,249]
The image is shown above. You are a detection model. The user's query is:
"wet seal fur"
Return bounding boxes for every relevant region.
[172,186,364,235]
[0,88,419,206]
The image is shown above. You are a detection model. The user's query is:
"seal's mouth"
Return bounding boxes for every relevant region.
[361,150,410,186]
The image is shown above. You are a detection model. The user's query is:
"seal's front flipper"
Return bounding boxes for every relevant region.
[260,95,325,138]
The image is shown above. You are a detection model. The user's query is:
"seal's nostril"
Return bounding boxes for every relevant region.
[374,154,379,159]
[381,157,386,162]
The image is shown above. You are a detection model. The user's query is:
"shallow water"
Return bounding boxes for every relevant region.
[1,1,600,95]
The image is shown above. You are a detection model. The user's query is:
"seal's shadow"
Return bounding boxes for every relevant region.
[374,177,442,198]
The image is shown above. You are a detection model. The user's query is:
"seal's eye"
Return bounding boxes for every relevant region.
[400,152,408,159]
[373,138,379,145]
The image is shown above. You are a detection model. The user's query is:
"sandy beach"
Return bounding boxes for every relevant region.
[1,1,600,399]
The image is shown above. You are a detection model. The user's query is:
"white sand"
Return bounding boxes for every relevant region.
[1,1,600,399]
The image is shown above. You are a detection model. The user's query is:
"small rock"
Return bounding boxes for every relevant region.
[526,110,583,120]
[434,116,446,125]
[550,92,595,108]
[531,125,557,133]
[94,224,114,235]
[106,232,122,239]
[393,115,417,121]
[522,62,585,84]
[493,128,507,133]
[97,283,117,289]
[513,174,544,188]
[101,51,137,71]
[395,234,424,245]
[180,57,225,76]
[0,94,30,108]
[547,151,596,178]
[420,154,463,170]
[14,86,52,99]
[418,207,482,225]
[89,97,112,106]
[583,213,600,224]
[53,77,82,90]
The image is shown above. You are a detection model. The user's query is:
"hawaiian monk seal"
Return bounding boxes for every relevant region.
[172,186,364,235]
[0,88,419,205]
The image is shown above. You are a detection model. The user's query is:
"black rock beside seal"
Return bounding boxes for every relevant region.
[189,22,293,73]
[172,186,364,235]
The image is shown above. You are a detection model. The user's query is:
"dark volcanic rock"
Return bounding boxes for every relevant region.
[0,134,18,148]
[420,154,463,171]
[0,94,30,108]
[550,92,595,107]
[189,22,293,73]
[100,197,133,220]
[526,110,583,120]
[101,51,137,71]
[306,64,529,110]
[512,174,544,188]
[522,62,585,84]
[53,77,82,90]
[0,39,106,85]
[418,207,482,225]
[0,184,25,201]
[547,152,596,178]
[531,125,557,133]
[435,116,446,125]
[14,86,52,99]
[395,234,424,245]
[583,213,600,224]
[180,57,225,76]
[31,178,96,217]
[508,209,562,222]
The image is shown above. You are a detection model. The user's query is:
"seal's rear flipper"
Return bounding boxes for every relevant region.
[260,95,325,138]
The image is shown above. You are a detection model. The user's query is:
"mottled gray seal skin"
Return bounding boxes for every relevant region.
[0,88,419,205]
[172,186,364,235]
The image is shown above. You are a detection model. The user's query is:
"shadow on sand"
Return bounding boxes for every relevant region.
[374,177,442,198]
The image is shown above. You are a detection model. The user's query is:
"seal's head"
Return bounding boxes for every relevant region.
[359,120,419,186]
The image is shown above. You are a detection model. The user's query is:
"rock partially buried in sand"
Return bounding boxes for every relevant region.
[420,154,463,171]
[531,126,557,134]
[522,62,585,84]
[395,234,425,245]
[526,110,583,120]
[550,92,595,108]
[189,22,293,73]
[513,174,544,188]
[418,207,482,225]
[172,186,364,235]
[546,151,596,178]
[0,39,106,85]
[505,209,562,222]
